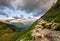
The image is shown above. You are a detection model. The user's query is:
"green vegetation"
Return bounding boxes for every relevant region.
[41,0,60,30]
[16,32,32,41]
[16,19,40,41]
[42,0,60,23]
[0,19,39,41]
[0,21,18,31]
[0,21,20,41]
[55,25,60,31]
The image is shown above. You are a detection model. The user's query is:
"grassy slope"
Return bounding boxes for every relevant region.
[42,0,60,23]
[42,0,60,30]
[16,19,40,41]
[0,19,39,41]
[0,21,21,41]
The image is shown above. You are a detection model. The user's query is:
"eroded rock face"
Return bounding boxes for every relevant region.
[20,19,60,41]
[28,19,60,41]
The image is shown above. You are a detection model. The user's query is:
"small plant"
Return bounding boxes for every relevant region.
[55,25,60,31]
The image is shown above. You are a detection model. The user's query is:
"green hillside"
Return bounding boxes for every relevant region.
[0,21,19,31]
[0,21,21,41]
[42,0,60,30]
[42,0,60,23]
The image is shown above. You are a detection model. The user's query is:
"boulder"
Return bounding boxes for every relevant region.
[44,23,52,29]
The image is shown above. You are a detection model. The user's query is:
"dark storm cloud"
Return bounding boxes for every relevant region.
[0,10,8,17]
[0,0,15,9]
[17,0,49,12]
[16,0,57,16]
[0,0,57,17]
[0,0,49,10]
[32,9,46,17]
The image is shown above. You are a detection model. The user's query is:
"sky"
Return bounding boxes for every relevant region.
[0,0,57,19]
[0,7,32,18]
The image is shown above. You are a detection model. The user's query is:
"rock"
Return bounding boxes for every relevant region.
[35,25,44,30]
[51,23,58,29]
[51,23,57,27]
[38,19,47,25]
[36,30,39,32]
[41,38,50,41]
[41,34,45,38]
[45,23,52,29]
[58,36,60,39]
[32,36,36,40]
[38,22,47,25]
[25,19,60,41]
[35,25,42,28]
[37,36,42,38]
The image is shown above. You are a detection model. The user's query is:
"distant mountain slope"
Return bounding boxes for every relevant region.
[0,21,21,41]
[0,21,19,31]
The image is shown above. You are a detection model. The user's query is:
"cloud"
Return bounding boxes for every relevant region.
[0,0,15,9]
[15,0,57,16]
[0,10,8,17]
[0,0,57,11]
[16,0,57,11]
[0,0,57,17]
[28,16,39,20]
[16,0,47,10]
[13,15,24,19]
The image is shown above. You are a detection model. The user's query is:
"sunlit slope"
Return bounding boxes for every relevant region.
[41,0,60,30]
[42,0,60,23]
